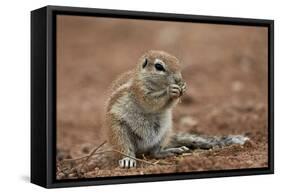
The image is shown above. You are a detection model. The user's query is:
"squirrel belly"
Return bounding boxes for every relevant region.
[106,74,173,155]
[108,86,172,155]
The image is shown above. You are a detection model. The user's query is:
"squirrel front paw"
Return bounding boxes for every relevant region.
[179,82,187,95]
[119,157,136,168]
[168,83,186,98]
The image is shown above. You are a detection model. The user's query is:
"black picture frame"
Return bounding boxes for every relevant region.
[31,5,274,188]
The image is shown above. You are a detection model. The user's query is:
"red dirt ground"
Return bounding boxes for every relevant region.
[56,15,268,179]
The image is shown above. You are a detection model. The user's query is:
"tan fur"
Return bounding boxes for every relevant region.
[104,50,248,168]
[105,50,186,167]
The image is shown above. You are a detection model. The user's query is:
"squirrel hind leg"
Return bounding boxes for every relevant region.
[165,146,190,154]
[150,146,190,159]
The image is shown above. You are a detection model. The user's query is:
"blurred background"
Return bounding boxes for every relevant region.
[57,15,268,176]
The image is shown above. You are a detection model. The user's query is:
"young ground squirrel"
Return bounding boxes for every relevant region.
[106,50,249,168]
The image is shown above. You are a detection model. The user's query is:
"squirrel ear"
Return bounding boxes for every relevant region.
[142,58,148,68]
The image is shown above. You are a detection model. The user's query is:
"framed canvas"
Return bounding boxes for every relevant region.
[31,5,274,188]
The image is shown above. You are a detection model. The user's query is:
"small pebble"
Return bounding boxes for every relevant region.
[82,144,91,154]
[95,167,100,171]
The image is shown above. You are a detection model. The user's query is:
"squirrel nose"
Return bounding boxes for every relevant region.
[174,74,182,84]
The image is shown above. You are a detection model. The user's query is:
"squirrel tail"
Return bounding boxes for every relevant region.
[168,132,249,149]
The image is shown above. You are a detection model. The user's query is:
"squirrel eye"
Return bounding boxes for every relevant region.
[142,58,148,68]
[155,63,165,71]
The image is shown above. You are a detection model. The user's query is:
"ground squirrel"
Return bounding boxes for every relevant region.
[106,50,249,168]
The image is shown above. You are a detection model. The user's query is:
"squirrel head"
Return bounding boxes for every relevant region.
[137,50,184,90]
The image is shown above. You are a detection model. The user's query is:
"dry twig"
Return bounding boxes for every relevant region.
[78,140,107,173]
[58,140,177,178]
